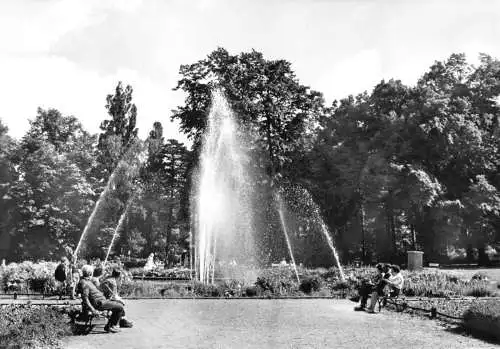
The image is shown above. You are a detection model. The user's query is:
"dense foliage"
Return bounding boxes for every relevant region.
[0,49,499,266]
[463,299,500,341]
[0,305,71,348]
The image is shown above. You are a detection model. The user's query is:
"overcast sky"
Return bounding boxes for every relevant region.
[1,0,499,143]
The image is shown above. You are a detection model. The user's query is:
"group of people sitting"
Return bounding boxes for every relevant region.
[55,257,133,333]
[350,263,404,313]
[77,264,133,333]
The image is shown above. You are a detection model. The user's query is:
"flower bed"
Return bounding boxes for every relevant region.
[0,261,497,300]
[1,261,58,295]
[0,304,71,348]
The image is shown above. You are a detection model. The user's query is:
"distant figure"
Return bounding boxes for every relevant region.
[144,253,155,272]
[70,258,81,300]
[1,259,6,268]
[54,257,71,299]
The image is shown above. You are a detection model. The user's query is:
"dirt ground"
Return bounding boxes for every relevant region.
[63,299,497,349]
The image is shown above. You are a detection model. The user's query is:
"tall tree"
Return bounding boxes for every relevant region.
[97,82,139,175]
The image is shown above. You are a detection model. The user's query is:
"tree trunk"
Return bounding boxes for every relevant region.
[359,201,367,264]
[410,223,416,250]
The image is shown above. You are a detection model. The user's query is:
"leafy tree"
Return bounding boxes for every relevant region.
[173,47,325,261]
[97,82,139,175]
[173,47,324,179]
[0,119,17,260]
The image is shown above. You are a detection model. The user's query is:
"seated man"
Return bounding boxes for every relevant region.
[100,269,133,328]
[352,263,385,311]
[78,265,128,333]
[366,264,404,313]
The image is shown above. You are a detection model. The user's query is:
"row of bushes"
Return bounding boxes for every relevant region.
[1,261,497,299]
[0,260,133,296]
[118,266,497,299]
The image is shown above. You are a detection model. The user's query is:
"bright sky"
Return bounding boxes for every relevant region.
[1,0,499,143]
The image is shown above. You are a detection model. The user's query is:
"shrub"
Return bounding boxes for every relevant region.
[463,300,500,342]
[245,286,257,297]
[119,279,167,298]
[123,258,147,269]
[254,266,299,296]
[192,281,223,297]
[1,261,58,295]
[299,277,322,294]
[0,304,71,348]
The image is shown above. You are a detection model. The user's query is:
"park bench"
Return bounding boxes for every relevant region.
[71,303,111,334]
[377,292,406,312]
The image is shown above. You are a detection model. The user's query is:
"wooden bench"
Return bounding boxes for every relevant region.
[71,304,111,334]
[377,293,406,312]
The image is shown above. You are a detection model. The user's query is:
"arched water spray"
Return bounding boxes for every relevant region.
[103,195,135,266]
[276,192,300,284]
[282,185,346,281]
[73,170,118,260]
[74,145,146,263]
[194,90,254,283]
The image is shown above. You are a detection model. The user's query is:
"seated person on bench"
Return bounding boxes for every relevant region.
[366,264,404,313]
[101,269,124,303]
[79,265,130,333]
[352,263,386,311]
[100,269,133,327]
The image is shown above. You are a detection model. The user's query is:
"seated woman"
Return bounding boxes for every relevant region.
[366,264,404,313]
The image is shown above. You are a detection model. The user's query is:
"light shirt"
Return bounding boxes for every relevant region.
[388,272,404,290]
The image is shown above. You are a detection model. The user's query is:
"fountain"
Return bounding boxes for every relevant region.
[193,90,345,284]
[194,90,255,283]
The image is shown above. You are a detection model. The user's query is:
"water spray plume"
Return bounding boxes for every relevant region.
[294,186,345,281]
[104,194,136,266]
[74,141,147,263]
[194,89,255,284]
[73,169,118,260]
[276,192,301,284]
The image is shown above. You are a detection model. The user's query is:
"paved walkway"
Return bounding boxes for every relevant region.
[64,299,496,349]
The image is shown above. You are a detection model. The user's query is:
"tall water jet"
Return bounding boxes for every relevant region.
[73,169,118,260]
[293,186,345,281]
[276,192,300,284]
[194,90,254,284]
[103,196,134,265]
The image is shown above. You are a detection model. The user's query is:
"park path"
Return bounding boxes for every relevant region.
[64,299,496,349]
